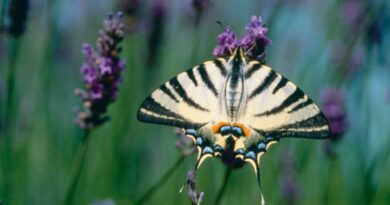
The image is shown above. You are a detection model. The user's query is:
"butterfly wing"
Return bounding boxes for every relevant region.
[242,62,330,140]
[230,62,330,189]
[137,59,229,129]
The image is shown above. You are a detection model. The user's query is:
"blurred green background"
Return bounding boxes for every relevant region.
[0,0,390,204]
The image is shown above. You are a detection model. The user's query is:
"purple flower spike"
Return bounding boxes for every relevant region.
[245,16,270,40]
[240,16,272,62]
[213,27,238,57]
[75,12,125,130]
[212,15,271,62]
[175,128,196,156]
[183,170,204,205]
[320,87,347,139]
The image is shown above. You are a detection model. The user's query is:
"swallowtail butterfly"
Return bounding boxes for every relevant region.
[137,47,330,200]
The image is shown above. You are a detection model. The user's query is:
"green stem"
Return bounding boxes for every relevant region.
[1,37,21,205]
[190,23,201,65]
[61,131,92,205]
[214,168,232,205]
[324,156,337,205]
[135,155,185,205]
[5,38,21,131]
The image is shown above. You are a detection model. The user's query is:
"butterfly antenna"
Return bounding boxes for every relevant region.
[228,48,233,56]
[217,21,224,30]
[244,44,256,56]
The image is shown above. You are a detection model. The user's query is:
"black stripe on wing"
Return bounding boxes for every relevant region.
[253,113,330,139]
[272,77,288,94]
[137,96,204,129]
[288,98,313,113]
[198,64,218,97]
[245,63,261,79]
[160,84,179,103]
[249,69,277,99]
[169,77,209,112]
[254,88,305,117]
[186,68,198,86]
[213,59,227,77]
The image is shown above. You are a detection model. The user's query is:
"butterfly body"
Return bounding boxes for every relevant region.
[138,47,330,178]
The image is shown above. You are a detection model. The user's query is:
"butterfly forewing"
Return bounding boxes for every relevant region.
[137,59,229,129]
[243,63,330,139]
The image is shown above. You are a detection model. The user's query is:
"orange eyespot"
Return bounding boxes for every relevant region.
[211,122,251,138]
[211,122,231,133]
[232,123,251,137]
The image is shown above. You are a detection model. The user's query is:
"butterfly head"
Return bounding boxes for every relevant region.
[228,46,247,66]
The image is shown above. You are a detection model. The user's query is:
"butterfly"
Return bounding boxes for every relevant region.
[137,47,330,200]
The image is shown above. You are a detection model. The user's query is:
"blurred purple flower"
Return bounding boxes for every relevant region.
[279,150,300,205]
[365,8,389,47]
[213,16,271,62]
[146,0,167,67]
[118,0,141,32]
[192,0,209,11]
[175,128,196,156]
[75,12,125,130]
[320,87,347,140]
[118,0,139,16]
[192,0,209,25]
[182,170,204,205]
[7,0,30,37]
[341,0,364,31]
[212,27,238,57]
[89,198,116,205]
[331,44,365,77]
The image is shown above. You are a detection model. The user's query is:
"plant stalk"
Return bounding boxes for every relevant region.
[135,155,185,205]
[214,168,232,205]
[61,131,92,205]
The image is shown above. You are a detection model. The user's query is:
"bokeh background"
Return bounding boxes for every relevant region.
[1,0,390,204]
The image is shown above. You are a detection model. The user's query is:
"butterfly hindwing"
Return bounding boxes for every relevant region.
[242,62,330,139]
[137,59,229,129]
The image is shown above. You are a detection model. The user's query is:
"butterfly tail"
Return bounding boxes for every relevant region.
[256,163,265,205]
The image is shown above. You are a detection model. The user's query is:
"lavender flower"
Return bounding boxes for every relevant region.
[7,0,30,37]
[240,16,272,62]
[320,87,347,140]
[212,27,238,57]
[181,170,204,205]
[75,12,125,130]
[213,16,271,62]
[175,128,196,156]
